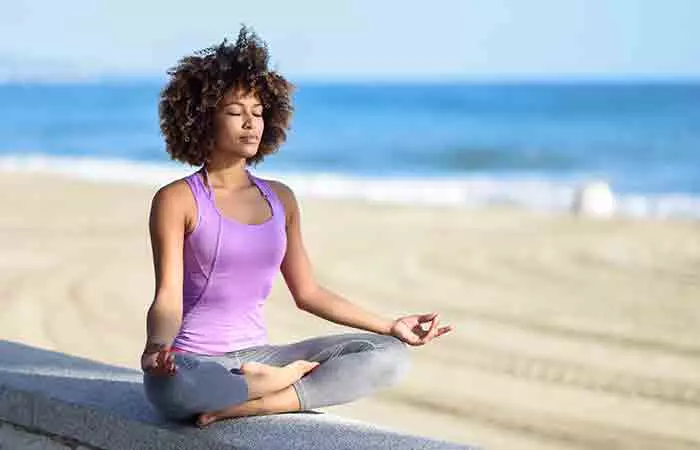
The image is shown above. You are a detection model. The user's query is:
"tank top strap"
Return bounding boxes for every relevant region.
[185,168,213,203]
[248,172,286,220]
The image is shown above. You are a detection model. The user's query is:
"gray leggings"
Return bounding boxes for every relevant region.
[144,333,410,421]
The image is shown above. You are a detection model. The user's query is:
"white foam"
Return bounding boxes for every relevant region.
[1,154,698,220]
[0,154,190,187]
[572,181,617,218]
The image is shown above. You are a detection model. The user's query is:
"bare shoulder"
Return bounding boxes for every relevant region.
[152,178,193,208]
[264,179,297,205]
[263,178,299,220]
[150,178,197,231]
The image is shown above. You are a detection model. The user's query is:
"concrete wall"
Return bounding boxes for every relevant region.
[0,340,473,450]
[0,421,97,450]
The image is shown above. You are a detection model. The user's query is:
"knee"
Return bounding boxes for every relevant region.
[367,335,411,388]
[143,373,192,421]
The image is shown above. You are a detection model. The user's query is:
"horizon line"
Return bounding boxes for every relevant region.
[1,73,700,85]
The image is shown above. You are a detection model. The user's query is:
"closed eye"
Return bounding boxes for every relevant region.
[226,112,263,117]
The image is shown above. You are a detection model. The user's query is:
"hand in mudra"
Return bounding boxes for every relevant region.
[390,312,453,346]
[141,349,177,377]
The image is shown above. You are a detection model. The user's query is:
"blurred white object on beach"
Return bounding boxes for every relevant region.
[572,181,616,218]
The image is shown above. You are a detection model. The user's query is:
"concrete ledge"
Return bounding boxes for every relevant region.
[0,421,96,450]
[0,340,473,449]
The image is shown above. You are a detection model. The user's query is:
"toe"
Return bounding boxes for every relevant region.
[293,360,319,375]
[239,362,265,375]
[196,413,216,428]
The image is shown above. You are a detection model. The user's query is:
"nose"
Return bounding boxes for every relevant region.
[242,118,253,129]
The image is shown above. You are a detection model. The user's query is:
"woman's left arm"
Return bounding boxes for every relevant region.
[270,181,452,346]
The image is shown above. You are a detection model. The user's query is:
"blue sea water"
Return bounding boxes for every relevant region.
[0,81,698,217]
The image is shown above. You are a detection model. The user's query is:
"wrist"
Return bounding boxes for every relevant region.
[143,341,169,355]
[380,319,396,336]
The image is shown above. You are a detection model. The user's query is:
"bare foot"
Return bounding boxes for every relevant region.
[195,385,302,428]
[195,360,318,428]
[241,360,319,399]
[196,412,218,428]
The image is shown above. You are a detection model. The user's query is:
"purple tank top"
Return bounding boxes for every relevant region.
[172,168,287,355]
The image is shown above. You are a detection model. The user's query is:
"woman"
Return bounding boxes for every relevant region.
[142,26,453,428]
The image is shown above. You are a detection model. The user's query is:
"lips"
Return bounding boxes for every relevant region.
[239,136,259,143]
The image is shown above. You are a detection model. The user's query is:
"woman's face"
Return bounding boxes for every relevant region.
[212,89,264,160]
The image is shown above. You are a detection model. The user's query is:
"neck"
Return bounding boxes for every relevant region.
[203,157,250,191]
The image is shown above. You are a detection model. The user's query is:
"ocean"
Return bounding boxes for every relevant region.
[1,81,698,218]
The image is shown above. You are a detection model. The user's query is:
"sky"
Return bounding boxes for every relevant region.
[0,0,698,82]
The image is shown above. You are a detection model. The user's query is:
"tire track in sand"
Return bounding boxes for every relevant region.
[380,390,700,450]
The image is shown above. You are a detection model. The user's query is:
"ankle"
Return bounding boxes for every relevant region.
[261,386,301,414]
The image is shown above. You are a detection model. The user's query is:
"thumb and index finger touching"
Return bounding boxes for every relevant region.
[416,312,455,342]
[145,348,177,376]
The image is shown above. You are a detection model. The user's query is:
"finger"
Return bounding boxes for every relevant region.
[166,352,177,374]
[399,330,422,346]
[156,349,167,368]
[409,334,423,345]
[414,315,437,336]
[148,363,163,376]
[421,316,440,343]
[412,324,428,339]
[158,350,172,374]
[418,312,438,322]
[405,336,423,346]
[435,325,453,338]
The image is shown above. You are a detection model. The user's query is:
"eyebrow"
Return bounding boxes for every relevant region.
[222,101,263,107]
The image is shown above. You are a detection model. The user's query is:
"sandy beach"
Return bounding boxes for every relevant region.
[1,172,699,450]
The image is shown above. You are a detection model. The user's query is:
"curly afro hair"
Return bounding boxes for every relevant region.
[159,26,294,166]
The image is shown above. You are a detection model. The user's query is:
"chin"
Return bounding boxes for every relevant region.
[226,146,259,160]
[242,149,260,159]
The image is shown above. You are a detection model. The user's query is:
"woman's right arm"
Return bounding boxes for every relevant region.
[142,182,190,372]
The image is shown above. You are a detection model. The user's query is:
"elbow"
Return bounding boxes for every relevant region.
[295,301,310,312]
[294,295,312,311]
[293,285,321,311]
